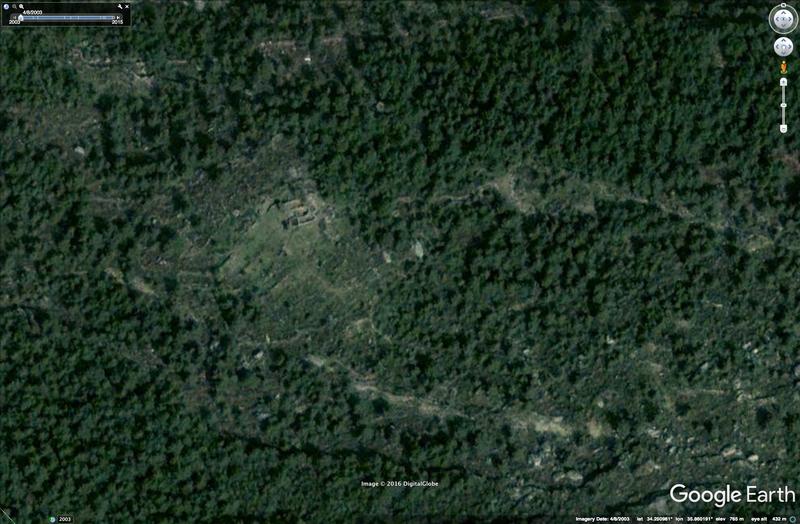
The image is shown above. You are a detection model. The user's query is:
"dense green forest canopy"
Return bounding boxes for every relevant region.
[2,1,800,521]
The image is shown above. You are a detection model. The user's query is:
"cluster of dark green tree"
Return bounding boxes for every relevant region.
[3,1,800,522]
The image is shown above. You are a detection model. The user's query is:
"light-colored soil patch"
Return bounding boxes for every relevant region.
[306,353,579,437]
[105,267,157,297]
[509,411,571,437]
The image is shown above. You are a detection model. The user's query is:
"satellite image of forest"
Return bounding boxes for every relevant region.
[2,1,800,522]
